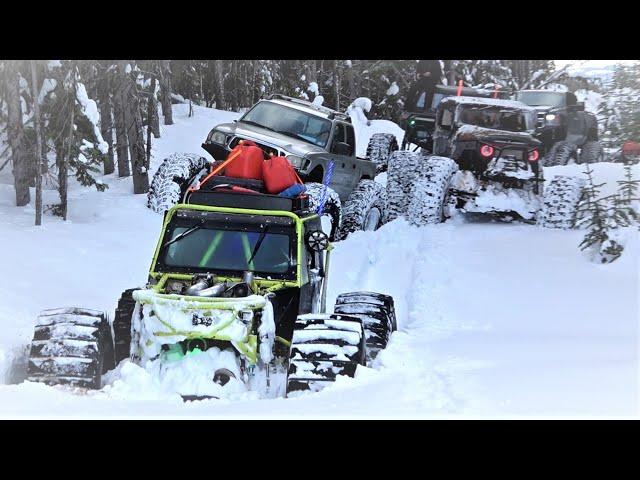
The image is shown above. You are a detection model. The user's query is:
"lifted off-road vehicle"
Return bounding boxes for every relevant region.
[385,96,584,228]
[25,187,397,399]
[514,90,603,166]
[400,84,510,152]
[364,84,511,172]
[147,94,388,241]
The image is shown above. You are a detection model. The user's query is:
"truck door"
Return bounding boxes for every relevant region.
[433,103,455,156]
[327,122,355,198]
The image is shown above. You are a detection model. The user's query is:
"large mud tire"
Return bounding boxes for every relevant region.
[26,308,115,389]
[334,291,397,362]
[147,153,210,213]
[336,180,386,240]
[385,150,425,223]
[539,175,585,229]
[304,182,342,241]
[543,141,577,167]
[407,156,458,226]
[113,289,138,364]
[366,133,398,173]
[286,313,365,395]
[578,141,605,164]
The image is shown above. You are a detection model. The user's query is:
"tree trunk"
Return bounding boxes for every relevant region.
[120,62,149,194]
[334,60,341,111]
[5,62,30,206]
[30,61,43,225]
[97,63,115,175]
[60,90,74,221]
[214,60,226,110]
[150,76,160,137]
[113,64,130,177]
[345,60,355,104]
[158,60,173,125]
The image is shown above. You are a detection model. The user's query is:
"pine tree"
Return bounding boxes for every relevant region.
[617,162,640,206]
[577,164,634,263]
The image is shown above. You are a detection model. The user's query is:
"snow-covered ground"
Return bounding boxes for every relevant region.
[0,104,637,418]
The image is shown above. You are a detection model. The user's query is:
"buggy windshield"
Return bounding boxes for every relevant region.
[240,101,332,147]
[457,105,533,132]
[515,91,566,108]
[160,225,295,278]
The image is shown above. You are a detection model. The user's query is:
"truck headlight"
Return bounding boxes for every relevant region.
[545,114,557,122]
[210,131,226,145]
[287,155,304,169]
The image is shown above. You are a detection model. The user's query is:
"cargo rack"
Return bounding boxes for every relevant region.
[266,94,351,122]
[185,175,311,215]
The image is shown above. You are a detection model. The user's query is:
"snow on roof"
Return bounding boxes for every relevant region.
[442,95,536,112]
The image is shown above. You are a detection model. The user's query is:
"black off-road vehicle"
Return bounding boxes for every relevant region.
[514,90,603,166]
[365,84,510,172]
[385,96,584,228]
[400,84,511,152]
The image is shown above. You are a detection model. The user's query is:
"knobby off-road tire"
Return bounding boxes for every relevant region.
[147,153,210,213]
[334,291,397,362]
[366,133,398,173]
[538,175,585,229]
[113,289,138,364]
[336,180,386,240]
[386,150,426,222]
[304,182,342,241]
[578,141,605,164]
[543,141,577,167]
[286,313,365,395]
[407,156,458,226]
[26,308,115,389]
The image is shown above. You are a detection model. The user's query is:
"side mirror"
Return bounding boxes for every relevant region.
[305,230,330,252]
[333,141,352,156]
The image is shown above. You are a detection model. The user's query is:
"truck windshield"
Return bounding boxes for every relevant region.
[515,91,565,108]
[161,226,294,277]
[457,106,530,132]
[240,101,332,148]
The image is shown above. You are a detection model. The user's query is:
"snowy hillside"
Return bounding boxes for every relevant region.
[0,104,637,418]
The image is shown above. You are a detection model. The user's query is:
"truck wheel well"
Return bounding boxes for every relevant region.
[307,166,324,183]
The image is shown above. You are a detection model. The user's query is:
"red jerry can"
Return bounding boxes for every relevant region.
[224,140,265,181]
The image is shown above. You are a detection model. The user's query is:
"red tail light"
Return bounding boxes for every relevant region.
[480,144,494,158]
[528,149,540,162]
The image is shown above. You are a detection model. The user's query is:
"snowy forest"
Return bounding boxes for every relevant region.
[0,59,639,417]
[1,59,638,219]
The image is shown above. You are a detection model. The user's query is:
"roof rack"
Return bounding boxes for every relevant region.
[266,94,351,122]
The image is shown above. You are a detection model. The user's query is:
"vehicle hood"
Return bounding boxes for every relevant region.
[454,124,541,146]
[215,121,327,157]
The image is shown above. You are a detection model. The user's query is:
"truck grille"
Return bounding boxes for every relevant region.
[499,148,525,161]
[229,136,282,157]
[536,113,546,128]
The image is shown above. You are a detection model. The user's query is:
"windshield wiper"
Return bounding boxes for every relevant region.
[239,120,277,132]
[161,220,205,250]
[247,225,270,266]
[274,129,315,145]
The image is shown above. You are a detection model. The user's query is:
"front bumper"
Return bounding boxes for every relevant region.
[132,289,266,364]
